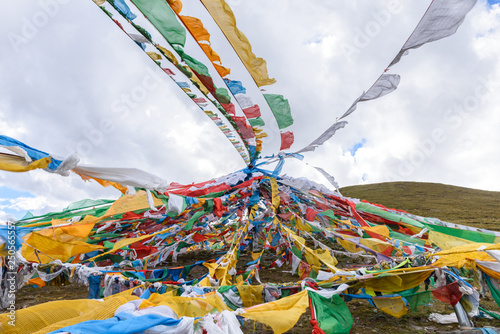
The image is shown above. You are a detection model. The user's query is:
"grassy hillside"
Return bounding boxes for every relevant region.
[340,181,500,231]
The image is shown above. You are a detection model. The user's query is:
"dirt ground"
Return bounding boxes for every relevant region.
[16,283,89,310]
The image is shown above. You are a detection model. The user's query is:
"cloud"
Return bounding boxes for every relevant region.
[277,0,500,190]
[0,0,499,218]
[1,196,46,212]
[0,211,16,223]
[0,195,51,221]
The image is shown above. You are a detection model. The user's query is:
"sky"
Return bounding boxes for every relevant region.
[0,0,499,221]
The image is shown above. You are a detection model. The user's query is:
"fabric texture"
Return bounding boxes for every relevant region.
[309,291,353,334]
[243,290,309,334]
[340,74,400,119]
[296,121,348,153]
[130,0,186,46]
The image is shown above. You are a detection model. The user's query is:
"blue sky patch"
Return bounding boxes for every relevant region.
[0,186,34,199]
[349,138,367,156]
[306,34,324,45]
[0,186,34,220]
[0,201,24,220]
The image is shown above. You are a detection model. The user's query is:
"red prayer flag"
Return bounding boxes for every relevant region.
[432,281,462,306]
[163,68,175,75]
[306,207,319,221]
[280,131,294,150]
[221,103,236,115]
[242,105,261,118]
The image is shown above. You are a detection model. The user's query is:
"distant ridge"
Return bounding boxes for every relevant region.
[340,181,500,231]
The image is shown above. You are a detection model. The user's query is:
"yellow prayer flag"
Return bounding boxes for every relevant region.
[21,232,104,263]
[373,296,408,318]
[243,290,309,334]
[237,285,263,307]
[146,51,162,61]
[0,153,51,173]
[200,0,276,87]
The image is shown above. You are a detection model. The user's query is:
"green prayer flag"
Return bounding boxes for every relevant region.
[130,0,186,46]
[356,202,425,229]
[291,246,302,259]
[103,241,115,249]
[176,241,191,252]
[64,198,115,212]
[200,191,227,198]
[485,275,500,308]
[185,210,206,230]
[131,22,152,42]
[407,291,432,312]
[218,285,234,294]
[263,94,294,129]
[309,291,353,334]
[427,224,496,244]
[215,87,231,104]
[177,64,193,78]
[390,230,427,246]
[100,5,113,18]
[204,199,214,212]
[479,306,500,320]
[173,45,211,77]
[281,289,291,297]
[248,117,265,127]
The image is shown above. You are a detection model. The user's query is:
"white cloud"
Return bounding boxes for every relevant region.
[0,0,499,218]
[0,211,16,223]
[1,196,48,212]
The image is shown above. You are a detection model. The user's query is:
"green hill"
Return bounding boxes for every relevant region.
[340,181,500,231]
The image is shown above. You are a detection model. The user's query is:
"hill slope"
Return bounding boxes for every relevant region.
[340,181,500,231]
